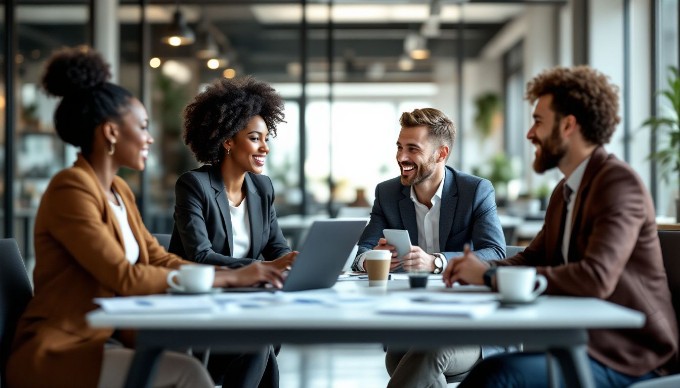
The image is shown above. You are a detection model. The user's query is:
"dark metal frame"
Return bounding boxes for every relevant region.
[3,0,16,239]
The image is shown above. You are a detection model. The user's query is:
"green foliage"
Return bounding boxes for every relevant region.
[488,153,515,186]
[534,183,551,199]
[155,73,190,135]
[474,93,501,138]
[643,66,680,182]
[474,153,516,188]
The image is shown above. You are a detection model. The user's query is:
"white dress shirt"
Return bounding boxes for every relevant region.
[562,157,590,262]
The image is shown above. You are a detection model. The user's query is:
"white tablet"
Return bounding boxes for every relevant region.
[383,229,412,259]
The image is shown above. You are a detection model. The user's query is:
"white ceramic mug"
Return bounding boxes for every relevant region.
[364,249,391,287]
[167,264,215,293]
[496,266,547,303]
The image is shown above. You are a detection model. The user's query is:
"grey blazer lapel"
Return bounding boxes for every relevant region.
[398,185,418,246]
[209,166,233,253]
[244,174,264,258]
[439,167,458,251]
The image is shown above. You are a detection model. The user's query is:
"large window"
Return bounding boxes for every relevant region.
[655,0,679,217]
[13,3,89,261]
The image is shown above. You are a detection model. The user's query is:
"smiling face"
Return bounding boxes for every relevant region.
[396,125,441,187]
[527,95,567,173]
[225,115,270,175]
[112,98,152,171]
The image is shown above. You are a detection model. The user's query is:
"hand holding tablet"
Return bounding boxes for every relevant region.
[383,229,412,260]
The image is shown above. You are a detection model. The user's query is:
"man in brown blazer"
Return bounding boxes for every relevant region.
[444,66,678,387]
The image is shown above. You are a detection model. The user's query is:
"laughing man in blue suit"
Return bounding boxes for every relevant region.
[352,107,506,388]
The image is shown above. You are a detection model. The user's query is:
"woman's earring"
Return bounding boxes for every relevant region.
[108,140,116,156]
[227,148,231,156]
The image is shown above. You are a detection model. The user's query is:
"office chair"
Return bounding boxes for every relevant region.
[628,230,680,387]
[152,233,171,250]
[0,239,33,387]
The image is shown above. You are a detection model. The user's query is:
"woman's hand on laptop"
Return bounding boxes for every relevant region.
[266,251,299,271]
[215,262,285,288]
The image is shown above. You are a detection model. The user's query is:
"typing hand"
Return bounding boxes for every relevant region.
[216,262,285,289]
[268,251,298,271]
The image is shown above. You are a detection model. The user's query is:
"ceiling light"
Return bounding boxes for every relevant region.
[161,4,195,46]
[223,68,236,79]
[149,57,161,68]
[162,60,192,84]
[420,16,440,38]
[404,33,430,60]
[196,30,219,59]
[207,59,220,69]
[398,55,414,71]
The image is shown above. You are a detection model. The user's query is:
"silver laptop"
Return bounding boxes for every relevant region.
[225,219,366,292]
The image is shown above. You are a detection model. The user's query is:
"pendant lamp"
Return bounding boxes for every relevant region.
[161,2,195,47]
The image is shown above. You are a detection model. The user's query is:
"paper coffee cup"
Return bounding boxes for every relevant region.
[364,250,391,287]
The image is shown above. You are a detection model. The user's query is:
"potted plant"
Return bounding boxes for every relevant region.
[473,153,516,207]
[642,66,680,220]
[534,183,551,211]
[473,92,502,138]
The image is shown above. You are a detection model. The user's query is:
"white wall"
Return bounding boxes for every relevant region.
[458,58,503,173]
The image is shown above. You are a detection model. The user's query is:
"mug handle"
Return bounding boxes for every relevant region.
[530,274,548,299]
[167,270,183,291]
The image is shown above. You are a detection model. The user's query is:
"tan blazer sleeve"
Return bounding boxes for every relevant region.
[44,169,176,295]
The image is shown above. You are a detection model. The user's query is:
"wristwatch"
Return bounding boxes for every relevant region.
[483,267,498,289]
[432,253,446,274]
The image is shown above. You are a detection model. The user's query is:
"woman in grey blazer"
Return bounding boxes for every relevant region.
[170,76,296,388]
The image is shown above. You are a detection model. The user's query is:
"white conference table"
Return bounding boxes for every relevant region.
[87,280,645,388]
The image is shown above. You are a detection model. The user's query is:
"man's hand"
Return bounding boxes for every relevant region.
[374,238,401,271]
[443,244,490,287]
[265,251,299,271]
[215,262,285,289]
[401,245,435,273]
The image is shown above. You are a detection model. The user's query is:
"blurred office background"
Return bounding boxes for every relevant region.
[0,0,678,262]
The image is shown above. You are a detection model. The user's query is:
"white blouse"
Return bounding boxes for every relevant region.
[109,191,140,264]
[229,197,251,258]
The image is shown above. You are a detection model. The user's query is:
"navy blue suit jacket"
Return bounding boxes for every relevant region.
[353,166,505,271]
[169,165,290,267]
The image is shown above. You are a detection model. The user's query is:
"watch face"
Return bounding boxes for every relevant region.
[434,255,444,271]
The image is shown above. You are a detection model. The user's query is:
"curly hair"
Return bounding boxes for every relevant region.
[42,46,133,156]
[183,76,285,165]
[400,108,455,160]
[525,66,620,145]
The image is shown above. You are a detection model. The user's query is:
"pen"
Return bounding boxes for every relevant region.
[358,275,392,280]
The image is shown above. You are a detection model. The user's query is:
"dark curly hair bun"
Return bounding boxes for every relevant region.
[42,46,111,97]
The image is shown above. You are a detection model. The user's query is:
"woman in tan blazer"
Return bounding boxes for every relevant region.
[6,47,284,388]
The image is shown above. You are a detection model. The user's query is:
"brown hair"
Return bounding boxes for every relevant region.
[526,66,620,145]
[399,108,456,157]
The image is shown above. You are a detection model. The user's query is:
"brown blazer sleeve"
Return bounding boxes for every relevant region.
[44,168,178,296]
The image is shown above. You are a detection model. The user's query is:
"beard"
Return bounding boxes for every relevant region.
[532,120,567,173]
[400,152,438,186]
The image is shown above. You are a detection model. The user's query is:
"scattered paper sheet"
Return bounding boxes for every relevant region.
[376,298,499,318]
[95,295,217,314]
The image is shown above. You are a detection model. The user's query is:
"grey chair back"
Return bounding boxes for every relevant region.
[153,233,171,250]
[0,239,32,387]
[659,230,680,336]
[627,230,680,387]
[505,245,525,257]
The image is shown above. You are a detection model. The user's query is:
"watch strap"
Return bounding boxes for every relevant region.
[483,267,497,288]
